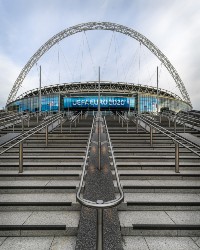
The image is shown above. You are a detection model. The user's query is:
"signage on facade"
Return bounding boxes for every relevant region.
[64,96,135,108]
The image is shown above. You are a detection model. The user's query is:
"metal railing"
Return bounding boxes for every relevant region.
[0,112,29,131]
[0,113,63,173]
[115,111,129,133]
[159,111,200,132]
[76,116,124,250]
[135,114,200,173]
[69,112,82,133]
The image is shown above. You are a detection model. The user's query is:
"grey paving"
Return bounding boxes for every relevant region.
[119,211,175,227]
[0,180,79,187]
[0,180,49,186]
[145,236,200,250]
[166,211,200,225]
[0,193,76,202]
[24,211,80,226]
[46,180,79,187]
[148,180,200,186]
[0,236,53,250]
[118,169,200,175]
[50,236,76,250]
[0,237,6,246]
[0,211,79,227]
[120,179,200,186]
[122,236,149,250]
[192,237,200,247]
[124,193,200,202]
[0,211,32,225]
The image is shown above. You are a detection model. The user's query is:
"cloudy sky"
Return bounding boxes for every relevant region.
[0,0,200,109]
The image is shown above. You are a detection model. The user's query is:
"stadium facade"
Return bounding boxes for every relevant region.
[6,81,191,113]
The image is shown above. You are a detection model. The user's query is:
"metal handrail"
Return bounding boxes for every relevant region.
[0,112,27,125]
[176,113,200,127]
[137,114,200,157]
[0,113,61,149]
[70,112,82,124]
[0,113,63,155]
[76,116,124,209]
[116,111,129,123]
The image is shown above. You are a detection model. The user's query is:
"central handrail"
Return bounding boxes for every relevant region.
[76,116,124,209]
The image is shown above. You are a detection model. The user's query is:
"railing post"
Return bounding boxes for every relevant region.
[60,118,62,133]
[96,200,103,250]
[136,118,138,134]
[98,118,101,171]
[174,118,176,133]
[81,110,82,119]
[27,117,30,128]
[127,122,128,133]
[168,118,171,127]
[122,119,123,127]
[45,125,48,146]
[22,118,24,133]
[75,120,76,127]
[19,142,23,173]
[70,122,71,133]
[150,126,153,146]
[175,143,179,173]
[160,115,162,123]
[183,123,185,133]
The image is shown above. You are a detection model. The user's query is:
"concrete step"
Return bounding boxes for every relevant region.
[117,193,200,210]
[0,236,76,250]
[114,152,195,156]
[122,236,200,250]
[0,211,80,236]
[114,155,199,162]
[0,156,84,163]
[119,201,200,211]
[119,179,200,193]
[119,172,200,180]
[0,173,80,180]
[114,161,200,170]
[119,210,200,236]
[0,162,83,170]
[0,202,80,211]
[0,179,79,193]
[4,148,86,153]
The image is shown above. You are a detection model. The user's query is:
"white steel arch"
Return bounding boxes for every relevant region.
[7,22,192,106]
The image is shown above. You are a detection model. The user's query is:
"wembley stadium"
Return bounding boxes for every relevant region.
[5,22,193,114]
[1,21,200,250]
[6,81,191,113]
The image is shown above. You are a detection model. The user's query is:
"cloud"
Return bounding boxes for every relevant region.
[0,53,21,108]
[0,0,200,110]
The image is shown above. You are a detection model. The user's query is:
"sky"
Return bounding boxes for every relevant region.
[0,0,200,109]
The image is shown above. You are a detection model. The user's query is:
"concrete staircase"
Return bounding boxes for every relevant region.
[0,114,93,249]
[0,113,200,249]
[106,115,200,249]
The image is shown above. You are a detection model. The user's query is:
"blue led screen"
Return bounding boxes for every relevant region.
[64,96,135,108]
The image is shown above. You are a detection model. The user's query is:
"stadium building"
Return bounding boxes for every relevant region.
[6,81,191,113]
